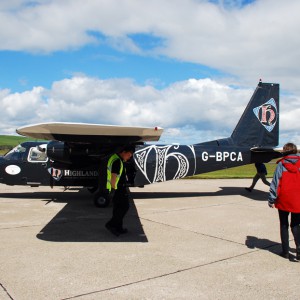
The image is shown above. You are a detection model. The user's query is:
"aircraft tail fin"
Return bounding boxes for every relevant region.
[231,81,279,148]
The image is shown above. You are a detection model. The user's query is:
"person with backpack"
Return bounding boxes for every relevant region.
[268,142,300,260]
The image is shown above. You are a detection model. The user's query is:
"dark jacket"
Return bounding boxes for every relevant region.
[255,163,267,175]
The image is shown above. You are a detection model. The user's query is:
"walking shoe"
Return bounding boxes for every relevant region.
[105,223,120,237]
[279,252,289,259]
[296,252,300,261]
[118,228,128,234]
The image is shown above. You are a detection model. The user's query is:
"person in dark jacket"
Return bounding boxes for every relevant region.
[268,142,300,259]
[245,162,270,192]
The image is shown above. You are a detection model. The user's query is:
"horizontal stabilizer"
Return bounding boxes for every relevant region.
[250,147,282,163]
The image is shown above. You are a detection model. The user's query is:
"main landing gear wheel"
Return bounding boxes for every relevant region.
[93,194,110,208]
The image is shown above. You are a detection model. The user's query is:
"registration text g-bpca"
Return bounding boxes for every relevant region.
[201,151,243,162]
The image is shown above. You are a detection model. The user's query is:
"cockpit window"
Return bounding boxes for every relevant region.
[28,146,48,162]
[4,145,27,160]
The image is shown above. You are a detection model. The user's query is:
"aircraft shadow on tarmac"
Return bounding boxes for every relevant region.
[0,189,148,243]
[0,186,268,243]
[36,189,148,243]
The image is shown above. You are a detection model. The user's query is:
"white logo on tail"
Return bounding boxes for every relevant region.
[253,98,277,132]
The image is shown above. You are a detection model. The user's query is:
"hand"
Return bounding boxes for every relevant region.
[268,202,275,208]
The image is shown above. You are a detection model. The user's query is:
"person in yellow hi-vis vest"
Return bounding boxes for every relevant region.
[105,145,135,236]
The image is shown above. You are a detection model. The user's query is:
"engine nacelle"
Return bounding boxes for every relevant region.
[45,141,134,169]
[46,141,101,165]
[46,141,72,164]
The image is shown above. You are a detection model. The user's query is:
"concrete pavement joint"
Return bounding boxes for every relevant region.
[138,201,244,216]
[60,218,282,299]
[3,181,297,299]
[0,215,104,231]
[140,217,248,246]
[0,282,14,300]
[60,249,263,300]
[0,224,43,230]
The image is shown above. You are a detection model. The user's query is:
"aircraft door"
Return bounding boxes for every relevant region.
[22,145,50,186]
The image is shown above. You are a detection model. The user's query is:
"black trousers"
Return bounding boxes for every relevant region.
[278,209,300,253]
[107,186,130,230]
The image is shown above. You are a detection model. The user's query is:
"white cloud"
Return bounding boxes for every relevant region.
[1,0,300,91]
[0,86,43,119]
[1,76,299,146]
[1,1,299,145]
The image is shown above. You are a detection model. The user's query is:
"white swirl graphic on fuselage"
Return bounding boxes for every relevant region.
[134,145,195,183]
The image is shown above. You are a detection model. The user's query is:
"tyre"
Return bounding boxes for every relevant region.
[93,193,110,208]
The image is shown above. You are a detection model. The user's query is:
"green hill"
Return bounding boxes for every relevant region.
[191,162,277,179]
[0,135,45,154]
[0,135,34,146]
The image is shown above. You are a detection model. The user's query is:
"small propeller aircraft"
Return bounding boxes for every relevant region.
[0,81,281,207]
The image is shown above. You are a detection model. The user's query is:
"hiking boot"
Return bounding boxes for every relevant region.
[291,225,300,261]
[105,223,120,237]
[118,228,128,234]
[280,252,289,259]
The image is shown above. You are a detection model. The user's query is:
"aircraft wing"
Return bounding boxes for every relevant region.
[16,122,163,144]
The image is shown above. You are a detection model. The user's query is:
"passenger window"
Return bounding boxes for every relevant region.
[28,147,48,162]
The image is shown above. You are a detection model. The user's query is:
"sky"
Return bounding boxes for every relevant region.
[0,0,300,146]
